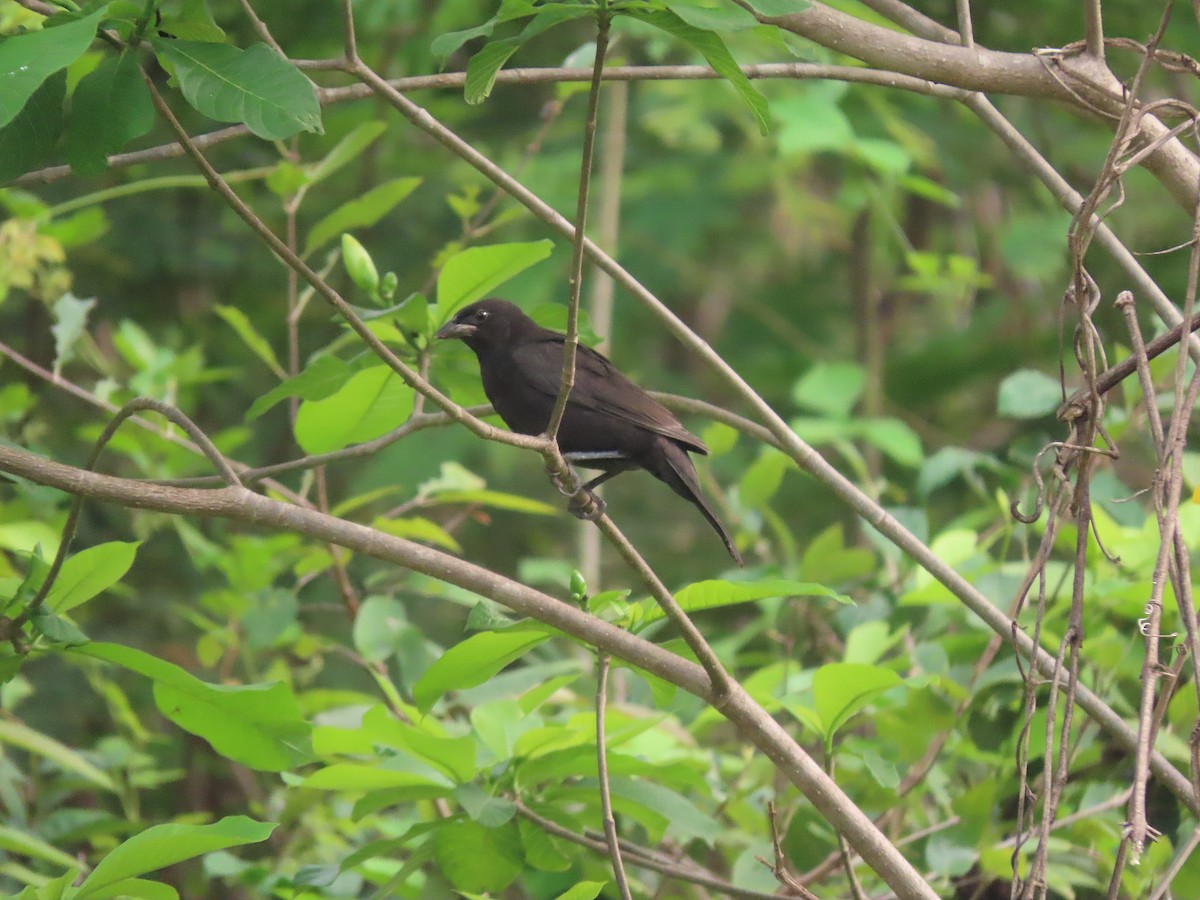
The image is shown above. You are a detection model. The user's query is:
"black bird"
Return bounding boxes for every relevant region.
[436,299,742,566]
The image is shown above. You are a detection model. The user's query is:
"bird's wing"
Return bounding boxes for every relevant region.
[513,335,708,454]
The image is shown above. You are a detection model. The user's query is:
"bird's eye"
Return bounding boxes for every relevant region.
[474,309,490,322]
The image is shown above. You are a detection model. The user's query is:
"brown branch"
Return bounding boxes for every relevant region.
[595,653,633,900]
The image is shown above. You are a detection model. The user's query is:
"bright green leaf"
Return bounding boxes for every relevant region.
[792,361,865,416]
[293,365,415,454]
[305,177,421,255]
[307,121,387,185]
[0,71,65,183]
[435,241,553,323]
[413,630,550,713]
[73,817,275,900]
[214,304,285,377]
[45,540,139,613]
[69,643,313,772]
[813,662,903,741]
[246,354,351,421]
[433,820,522,893]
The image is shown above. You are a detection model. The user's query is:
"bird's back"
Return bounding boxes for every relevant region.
[479,331,707,457]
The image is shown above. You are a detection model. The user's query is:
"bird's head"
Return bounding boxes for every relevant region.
[435,298,533,351]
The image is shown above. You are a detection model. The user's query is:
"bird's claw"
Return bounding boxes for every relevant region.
[567,490,606,521]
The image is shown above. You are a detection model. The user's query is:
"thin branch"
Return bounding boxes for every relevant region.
[514,802,782,900]
[596,653,633,900]
[546,8,611,441]
[1084,0,1106,59]
[12,63,961,188]
[956,0,974,48]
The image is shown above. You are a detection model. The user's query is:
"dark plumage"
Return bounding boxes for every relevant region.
[436,299,742,566]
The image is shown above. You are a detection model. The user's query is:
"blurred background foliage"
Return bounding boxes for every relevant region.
[4,0,1200,897]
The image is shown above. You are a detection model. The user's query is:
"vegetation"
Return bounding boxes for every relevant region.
[2,0,1200,897]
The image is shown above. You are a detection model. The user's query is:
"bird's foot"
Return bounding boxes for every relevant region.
[567,490,607,521]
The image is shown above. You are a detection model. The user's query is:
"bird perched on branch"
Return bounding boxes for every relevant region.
[436,299,742,566]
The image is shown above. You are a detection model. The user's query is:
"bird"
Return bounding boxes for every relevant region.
[436,298,742,566]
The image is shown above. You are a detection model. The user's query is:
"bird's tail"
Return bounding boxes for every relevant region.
[654,440,744,567]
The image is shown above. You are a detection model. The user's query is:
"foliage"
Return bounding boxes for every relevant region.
[1,0,1200,898]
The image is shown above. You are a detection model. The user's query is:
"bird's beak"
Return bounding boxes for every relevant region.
[435,321,476,340]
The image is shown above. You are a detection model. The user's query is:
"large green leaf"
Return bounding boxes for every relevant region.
[72,817,275,900]
[64,51,154,176]
[433,820,523,894]
[0,6,106,129]
[413,630,550,713]
[813,662,904,742]
[69,643,313,772]
[45,540,139,613]
[152,39,321,139]
[434,241,553,323]
[293,364,415,454]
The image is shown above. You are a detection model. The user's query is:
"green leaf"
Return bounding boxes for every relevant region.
[997,369,1062,419]
[302,761,453,792]
[793,361,865,416]
[73,817,275,900]
[623,8,769,135]
[435,241,553,323]
[739,448,792,509]
[152,39,321,140]
[293,364,415,454]
[0,718,117,792]
[456,783,517,826]
[51,292,96,377]
[307,121,387,185]
[305,177,422,255]
[246,354,351,421]
[0,822,79,869]
[373,516,462,553]
[813,662,903,741]
[0,6,107,130]
[633,578,848,628]
[774,91,854,154]
[433,821,522,893]
[69,643,313,772]
[214,304,285,377]
[431,489,558,516]
[0,70,65,183]
[64,51,153,176]
[352,596,407,663]
[464,8,589,105]
[553,883,607,900]
[741,0,810,14]
[45,540,139,613]
[667,0,759,32]
[362,706,478,784]
[856,418,923,468]
[413,630,550,713]
[430,18,498,63]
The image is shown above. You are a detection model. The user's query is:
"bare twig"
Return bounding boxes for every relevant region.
[546,8,611,441]
[596,653,632,900]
